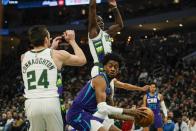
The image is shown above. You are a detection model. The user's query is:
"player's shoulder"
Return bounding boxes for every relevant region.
[92,74,106,86]
[21,54,24,62]
[92,74,105,81]
[20,50,30,62]
[89,29,105,40]
[92,76,108,92]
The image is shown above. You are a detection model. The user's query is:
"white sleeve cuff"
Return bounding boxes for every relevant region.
[97,102,123,115]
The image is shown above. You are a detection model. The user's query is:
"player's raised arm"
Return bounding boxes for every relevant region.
[106,0,124,37]
[114,79,149,92]
[143,95,147,107]
[88,0,99,39]
[54,30,86,67]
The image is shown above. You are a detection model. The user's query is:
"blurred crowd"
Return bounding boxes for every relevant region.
[3,0,196,29]
[0,31,196,131]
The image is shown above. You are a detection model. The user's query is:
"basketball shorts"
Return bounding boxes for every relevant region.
[152,113,163,128]
[67,109,104,131]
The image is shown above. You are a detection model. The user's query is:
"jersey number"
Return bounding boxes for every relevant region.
[27,69,49,90]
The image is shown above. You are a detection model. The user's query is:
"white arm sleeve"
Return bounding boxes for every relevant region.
[160,101,167,117]
[110,79,115,99]
[97,102,123,115]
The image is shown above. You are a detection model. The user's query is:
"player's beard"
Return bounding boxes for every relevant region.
[108,72,117,79]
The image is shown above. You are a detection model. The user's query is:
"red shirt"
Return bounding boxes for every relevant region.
[122,120,133,131]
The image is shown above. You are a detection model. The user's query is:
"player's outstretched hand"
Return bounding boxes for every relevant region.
[124,108,148,119]
[108,0,117,7]
[63,30,76,44]
[50,36,62,49]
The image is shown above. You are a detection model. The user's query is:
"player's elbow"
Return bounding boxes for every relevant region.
[78,57,87,66]
[119,23,124,29]
[81,57,87,65]
[115,24,124,33]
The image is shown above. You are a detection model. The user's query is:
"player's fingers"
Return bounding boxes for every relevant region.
[55,36,62,39]
[138,107,147,110]
[53,36,62,41]
[141,112,149,118]
[137,110,148,118]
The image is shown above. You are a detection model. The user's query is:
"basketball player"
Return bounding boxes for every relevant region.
[67,53,149,131]
[21,25,86,131]
[143,83,168,131]
[88,0,123,77]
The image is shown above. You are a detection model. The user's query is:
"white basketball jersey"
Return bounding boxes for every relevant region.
[88,29,112,63]
[21,48,59,98]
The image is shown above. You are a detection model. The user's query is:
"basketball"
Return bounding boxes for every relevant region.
[136,107,154,127]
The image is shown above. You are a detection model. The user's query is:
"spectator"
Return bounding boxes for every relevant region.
[188,117,196,131]
[174,111,188,131]
[3,111,13,131]
[0,113,7,131]
[163,111,175,131]
[121,120,133,131]
[12,112,24,131]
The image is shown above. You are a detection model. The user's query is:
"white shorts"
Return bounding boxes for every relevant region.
[25,97,64,131]
[93,111,114,131]
[90,118,114,131]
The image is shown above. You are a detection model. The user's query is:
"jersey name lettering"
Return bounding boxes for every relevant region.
[147,98,157,103]
[22,58,55,74]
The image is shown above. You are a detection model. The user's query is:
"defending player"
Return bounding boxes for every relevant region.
[88,0,124,77]
[21,25,86,131]
[143,83,168,131]
[66,53,149,131]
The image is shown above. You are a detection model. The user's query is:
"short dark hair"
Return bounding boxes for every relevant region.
[147,80,157,87]
[102,53,122,68]
[150,82,157,87]
[28,25,49,47]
